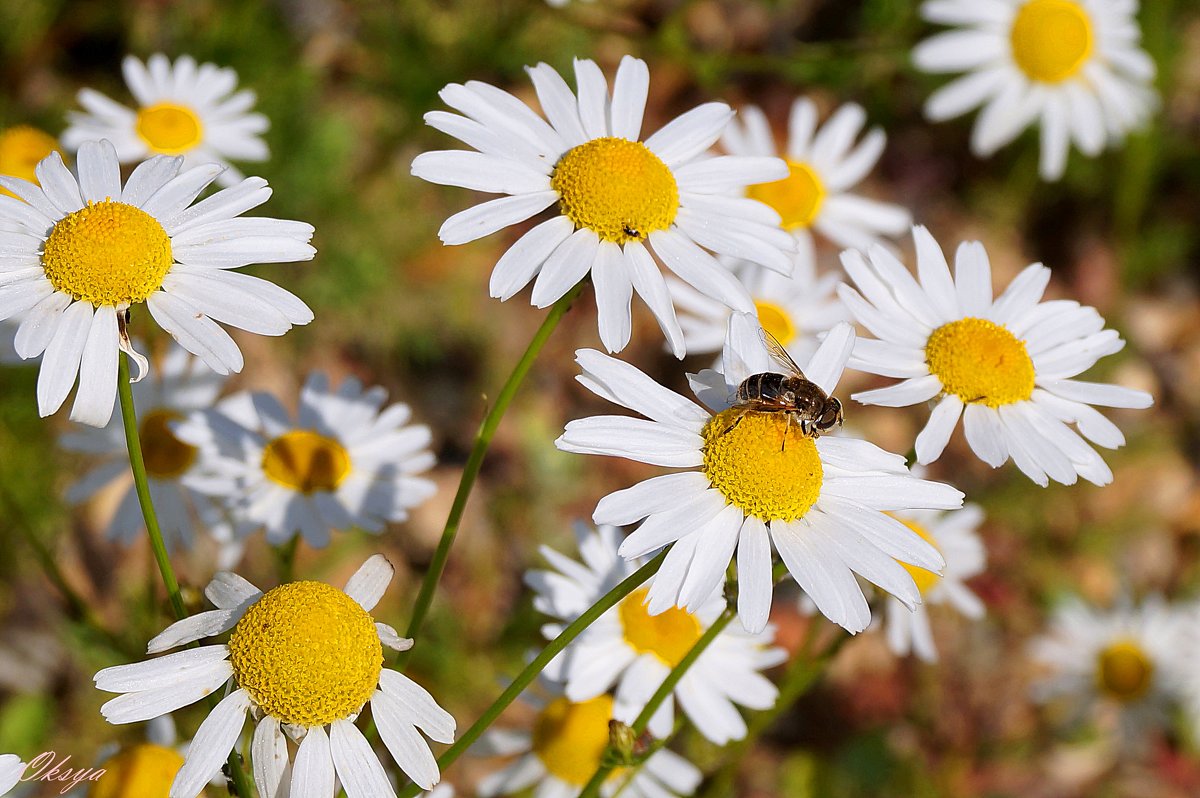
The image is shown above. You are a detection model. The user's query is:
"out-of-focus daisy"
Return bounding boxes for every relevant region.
[557,312,962,635]
[0,140,315,427]
[1029,596,1184,732]
[913,0,1157,181]
[411,55,795,358]
[0,756,25,795]
[528,523,786,745]
[94,555,456,797]
[876,501,986,662]
[175,372,437,548]
[839,225,1153,487]
[667,256,848,364]
[63,54,269,187]
[476,682,702,798]
[59,342,240,558]
[0,125,62,198]
[721,98,909,272]
[88,715,200,798]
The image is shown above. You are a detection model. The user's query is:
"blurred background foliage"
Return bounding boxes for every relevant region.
[0,0,1198,795]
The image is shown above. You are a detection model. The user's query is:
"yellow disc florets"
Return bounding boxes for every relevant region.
[619,587,703,667]
[0,126,60,194]
[894,518,942,595]
[746,159,825,230]
[925,317,1035,407]
[754,299,797,347]
[41,200,173,307]
[1096,640,1154,702]
[532,696,616,786]
[91,743,184,798]
[1010,0,1094,83]
[136,102,204,155]
[261,430,352,494]
[551,137,678,244]
[702,409,823,522]
[139,409,198,479]
[228,581,382,728]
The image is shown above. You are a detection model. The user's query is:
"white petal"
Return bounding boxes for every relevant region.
[961,403,1009,467]
[95,646,231,693]
[69,304,119,427]
[529,228,599,308]
[252,716,290,798]
[592,241,633,353]
[953,241,992,316]
[205,572,262,609]
[147,608,243,653]
[76,140,123,202]
[1039,379,1152,409]
[488,216,574,301]
[557,415,703,467]
[378,670,456,743]
[644,103,733,166]
[852,374,942,407]
[291,724,336,798]
[437,190,558,246]
[37,300,93,418]
[737,515,773,634]
[410,150,551,194]
[328,718,399,798]
[343,554,395,612]
[610,55,649,141]
[526,63,587,146]
[168,690,250,798]
[914,394,964,464]
[649,229,753,314]
[147,291,244,375]
[802,321,855,395]
[593,472,714,526]
[573,58,610,141]
[373,694,442,791]
[624,240,686,358]
[574,348,709,428]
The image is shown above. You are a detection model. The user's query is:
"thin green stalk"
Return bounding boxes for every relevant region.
[116,355,254,798]
[577,609,738,798]
[699,632,849,798]
[116,354,186,621]
[397,281,585,668]
[395,551,665,798]
[274,536,300,583]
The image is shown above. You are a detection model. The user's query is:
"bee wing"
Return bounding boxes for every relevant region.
[761,327,807,380]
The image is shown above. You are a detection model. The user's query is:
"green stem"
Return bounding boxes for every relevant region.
[577,609,738,798]
[115,355,255,798]
[397,281,585,668]
[274,536,300,583]
[116,354,185,621]
[395,551,664,798]
[699,632,849,798]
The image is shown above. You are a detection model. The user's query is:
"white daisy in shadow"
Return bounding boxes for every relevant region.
[667,255,848,365]
[556,311,962,635]
[0,755,25,796]
[175,372,438,549]
[0,140,315,427]
[475,681,701,798]
[94,555,455,798]
[411,55,795,357]
[839,225,1153,486]
[1030,595,1185,739]
[63,54,269,187]
[913,0,1157,180]
[527,522,786,745]
[876,500,986,663]
[721,98,910,271]
[59,341,242,559]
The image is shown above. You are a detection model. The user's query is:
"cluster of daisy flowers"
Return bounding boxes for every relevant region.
[0,2,1171,795]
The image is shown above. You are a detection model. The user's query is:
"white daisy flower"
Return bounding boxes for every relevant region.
[1030,596,1185,731]
[411,55,795,358]
[839,225,1154,487]
[667,256,848,364]
[58,341,241,556]
[721,98,910,273]
[94,555,456,797]
[63,54,269,188]
[556,311,962,635]
[0,140,315,427]
[528,522,787,745]
[0,756,25,796]
[876,502,986,662]
[476,682,702,798]
[0,125,62,197]
[912,0,1157,181]
[175,371,437,548]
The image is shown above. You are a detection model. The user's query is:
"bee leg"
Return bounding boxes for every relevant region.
[721,410,747,437]
[780,414,790,452]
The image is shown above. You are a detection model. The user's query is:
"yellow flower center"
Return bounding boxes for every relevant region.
[0,125,60,196]
[894,518,942,595]
[41,200,173,307]
[702,409,823,522]
[139,409,198,479]
[746,160,825,230]
[618,587,703,667]
[261,430,351,494]
[532,696,619,786]
[228,581,382,728]
[1010,0,1095,83]
[550,137,679,244]
[1095,640,1154,702]
[925,317,1035,407]
[135,102,204,155]
[92,743,184,798]
[754,299,797,346]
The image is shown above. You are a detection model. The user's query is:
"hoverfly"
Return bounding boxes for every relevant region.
[723,329,844,443]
